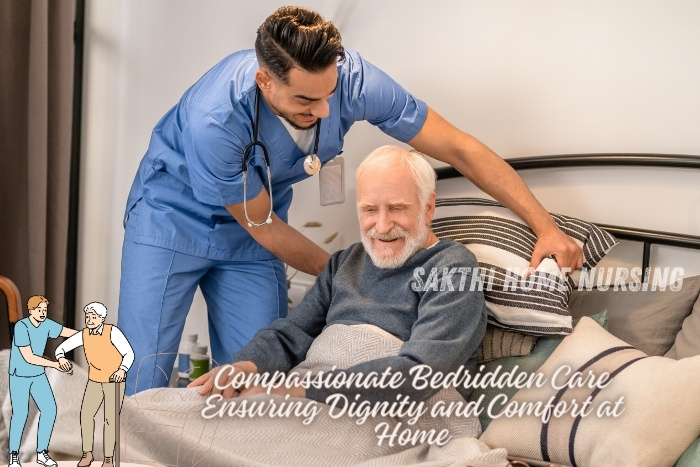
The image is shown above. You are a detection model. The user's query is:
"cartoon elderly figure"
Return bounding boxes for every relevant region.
[55,302,134,467]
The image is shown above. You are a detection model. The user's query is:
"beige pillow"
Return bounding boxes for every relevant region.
[568,274,700,355]
[480,317,700,467]
[666,293,700,359]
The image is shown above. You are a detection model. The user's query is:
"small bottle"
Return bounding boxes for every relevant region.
[178,334,198,379]
[189,344,210,381]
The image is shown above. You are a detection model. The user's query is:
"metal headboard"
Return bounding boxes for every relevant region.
[435,153,700,273]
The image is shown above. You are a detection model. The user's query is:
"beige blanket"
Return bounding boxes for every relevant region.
[1,325,509,466]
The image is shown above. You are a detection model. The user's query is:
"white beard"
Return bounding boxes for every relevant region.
[361,213,429,269]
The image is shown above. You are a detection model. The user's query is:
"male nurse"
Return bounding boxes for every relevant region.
[8,295,76,467]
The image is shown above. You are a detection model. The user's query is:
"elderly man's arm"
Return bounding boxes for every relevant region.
[408,108,583,273]
[109,326,134,372]
[190,249,341,397]
[108,326,134,382]
[60,327,79,337]
[54,330,85,373]
[54,331,84,360]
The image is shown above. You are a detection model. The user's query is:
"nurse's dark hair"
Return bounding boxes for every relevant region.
[256,6,345,83]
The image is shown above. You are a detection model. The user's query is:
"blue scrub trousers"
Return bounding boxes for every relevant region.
[9,374,57,453]
[118,240,287,395]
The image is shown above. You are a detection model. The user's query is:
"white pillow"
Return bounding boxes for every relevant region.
[433,198,618,336]
[480,317,700,467]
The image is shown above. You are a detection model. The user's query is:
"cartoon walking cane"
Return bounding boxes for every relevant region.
[115,381,120,467]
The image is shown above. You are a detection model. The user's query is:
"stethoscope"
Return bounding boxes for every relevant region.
[242,86,321,227]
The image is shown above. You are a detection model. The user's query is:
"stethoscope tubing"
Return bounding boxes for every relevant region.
[241,86,320,227]
[242,87,274,227]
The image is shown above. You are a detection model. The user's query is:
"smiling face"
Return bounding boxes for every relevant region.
[28,302,48,325]
[256,64,337,130]
[84,309,105,330]
[357,163,435,269]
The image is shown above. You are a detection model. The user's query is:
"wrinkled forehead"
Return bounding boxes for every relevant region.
[356,165,419,204]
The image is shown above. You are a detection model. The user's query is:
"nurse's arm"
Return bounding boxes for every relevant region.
[226,190,330,276]
[407,107,583,273]
[18,345,61,370]
[60,326,79,337]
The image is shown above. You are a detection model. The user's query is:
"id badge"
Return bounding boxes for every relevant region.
[319,157,345,206]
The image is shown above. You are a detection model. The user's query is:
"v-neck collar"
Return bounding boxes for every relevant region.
[254,88,334,180]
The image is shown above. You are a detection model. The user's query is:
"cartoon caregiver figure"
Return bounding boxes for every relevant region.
[8,295,76,467]
[55,302,134,467]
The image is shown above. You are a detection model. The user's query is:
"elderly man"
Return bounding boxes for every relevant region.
[190,145,487,405]
[55,302,134,467]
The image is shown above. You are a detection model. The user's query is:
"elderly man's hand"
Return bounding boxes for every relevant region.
[528,226,583,275]
[188,361,258,399]
[238,382,306,399]
[57,357,72,373]
[110,369,127,382]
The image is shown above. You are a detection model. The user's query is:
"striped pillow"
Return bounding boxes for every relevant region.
[480,317,700,467]
[478,325,538,363]
[432,198,617,336]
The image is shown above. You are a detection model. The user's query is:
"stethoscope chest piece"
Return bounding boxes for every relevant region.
[304,154,321,176]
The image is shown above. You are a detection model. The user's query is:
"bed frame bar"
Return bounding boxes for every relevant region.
[435,153,700,274]
[435,153,700,179]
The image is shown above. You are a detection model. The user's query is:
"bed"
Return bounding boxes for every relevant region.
[1,154,699,467]
[432,153,700,467]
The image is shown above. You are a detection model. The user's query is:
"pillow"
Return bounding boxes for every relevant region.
[433,197,618,335]
[479,316,700,467]
[478,325,538,363]
[469,310,608,432]
[666,285,700,359]
[676,437,700,467]
[569,274,700,356]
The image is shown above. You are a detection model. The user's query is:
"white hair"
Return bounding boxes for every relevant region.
[84,301,107,318]
[355,145,436,207]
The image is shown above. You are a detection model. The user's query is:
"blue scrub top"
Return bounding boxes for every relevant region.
[124,49,428,261]
[9,317,63,377]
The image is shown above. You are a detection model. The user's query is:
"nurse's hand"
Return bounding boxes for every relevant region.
[188,361,258,399]
[528,225,583,275]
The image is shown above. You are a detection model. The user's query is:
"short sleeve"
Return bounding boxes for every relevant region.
[181,104,264,207]
[343,51,428,143]
[13,321,30,347]
[46,319,63,339]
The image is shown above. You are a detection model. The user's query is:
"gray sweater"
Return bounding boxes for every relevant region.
[234,239,487,403]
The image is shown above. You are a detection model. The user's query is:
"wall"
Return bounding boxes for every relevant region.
[79,0,700,348]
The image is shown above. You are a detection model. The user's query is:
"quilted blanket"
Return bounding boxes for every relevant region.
[1,325,510,466]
